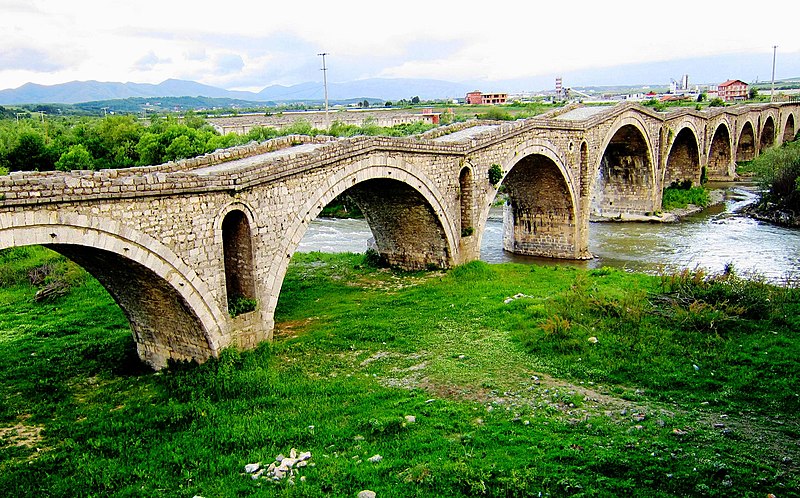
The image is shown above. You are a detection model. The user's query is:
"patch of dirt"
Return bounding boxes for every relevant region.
[273,318,318,339]
[0,416,44,450]
[378,359,666,424]
[697,411,800,475]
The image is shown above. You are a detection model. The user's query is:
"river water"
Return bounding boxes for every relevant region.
[297,183,800,284]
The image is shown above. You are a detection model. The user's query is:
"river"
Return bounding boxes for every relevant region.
[297,183,800,284]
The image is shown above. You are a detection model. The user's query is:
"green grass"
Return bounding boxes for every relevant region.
[1,248,798,497]
[661,184,710,211]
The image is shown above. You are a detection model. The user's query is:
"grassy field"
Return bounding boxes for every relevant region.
[1,247,799,497]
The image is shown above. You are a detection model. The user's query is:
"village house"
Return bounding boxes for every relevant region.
[718,79,749,101]
[465,91,508,105]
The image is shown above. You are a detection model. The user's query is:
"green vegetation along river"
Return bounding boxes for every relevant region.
[300,182,800,284]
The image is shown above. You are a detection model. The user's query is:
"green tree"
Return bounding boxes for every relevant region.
[749,87,759,100]
[411,96,420,104]
[94,115,143,168]
[55,144,94,171]
[5,130,53,171]
[164,135,196,161]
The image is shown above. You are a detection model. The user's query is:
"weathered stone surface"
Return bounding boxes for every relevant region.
[1,102,796,369]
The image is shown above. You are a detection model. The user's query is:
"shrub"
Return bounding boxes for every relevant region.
[488,164,503,186]
[749,140,800,212]
[228,295,257,317]
[661,184,709,210]
[55,144,94,171]
[478,107,514,121]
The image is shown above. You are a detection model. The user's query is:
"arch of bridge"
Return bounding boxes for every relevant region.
[736,118,757,157]
[662,120,702,185]
[761,115,777,148]
[474,138,578,252]
[706,121,734,177]
[594,112,658,189]
[783,112,796,142]
[264,157,458,315]
[0,211,227,368]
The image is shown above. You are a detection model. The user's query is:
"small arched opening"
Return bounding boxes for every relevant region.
[579,141,590,197]
[459,166,474,236]
[222,209,256,314]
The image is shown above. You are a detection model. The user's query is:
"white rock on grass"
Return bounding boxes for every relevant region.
[245,449,314,483]
[358,491,377,498]
[368,454,383,463]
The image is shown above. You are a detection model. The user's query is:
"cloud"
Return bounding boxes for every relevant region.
[213,54,245,74]
[0,47,70,73]
[133,51,172,71]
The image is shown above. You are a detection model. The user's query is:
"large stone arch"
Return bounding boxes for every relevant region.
[736,120,756,162]
[476,140,584,260]
[707,122,734,179]
[783,113,796,144]
[663,124,701,187]
[0,213,226,370]
[265,158,458,315]
[761,115,776,150]
[592,116,657,217]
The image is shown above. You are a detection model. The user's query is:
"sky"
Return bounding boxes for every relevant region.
[2,0,798,93]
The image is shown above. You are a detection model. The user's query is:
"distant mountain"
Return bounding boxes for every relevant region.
[0,79,261,105]
[3,49,799,105]
[257,78,475,102]
[0,78,476,105]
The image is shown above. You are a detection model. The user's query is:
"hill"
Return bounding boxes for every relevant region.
[0,78,475,106]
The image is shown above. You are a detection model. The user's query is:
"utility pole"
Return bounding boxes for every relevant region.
[771,45,777,102]
[318,52,330,130]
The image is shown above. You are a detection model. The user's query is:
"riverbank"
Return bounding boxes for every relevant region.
[591,187,726,223]
[1,248,798,496]
[742,201,800,228]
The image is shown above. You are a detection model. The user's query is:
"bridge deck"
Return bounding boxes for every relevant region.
[555,106,614,121]
[191,142,329,176]
[433,125,500,142]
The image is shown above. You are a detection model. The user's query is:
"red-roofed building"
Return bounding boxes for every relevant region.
[718,79,748,102]
[465,91,507,105]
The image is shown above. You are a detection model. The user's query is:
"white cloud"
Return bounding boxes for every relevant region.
[1,0,797,90]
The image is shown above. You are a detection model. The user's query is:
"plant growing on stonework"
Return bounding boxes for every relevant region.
[228,295,257,317]
[488,164,503,186]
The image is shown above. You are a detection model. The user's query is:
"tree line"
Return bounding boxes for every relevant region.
[0,112,439,174]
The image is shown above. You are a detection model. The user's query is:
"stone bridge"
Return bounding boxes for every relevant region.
[1,102,797,368]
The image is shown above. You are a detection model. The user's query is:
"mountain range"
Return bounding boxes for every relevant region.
[0,78,478,105]
[3,50,799,106]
